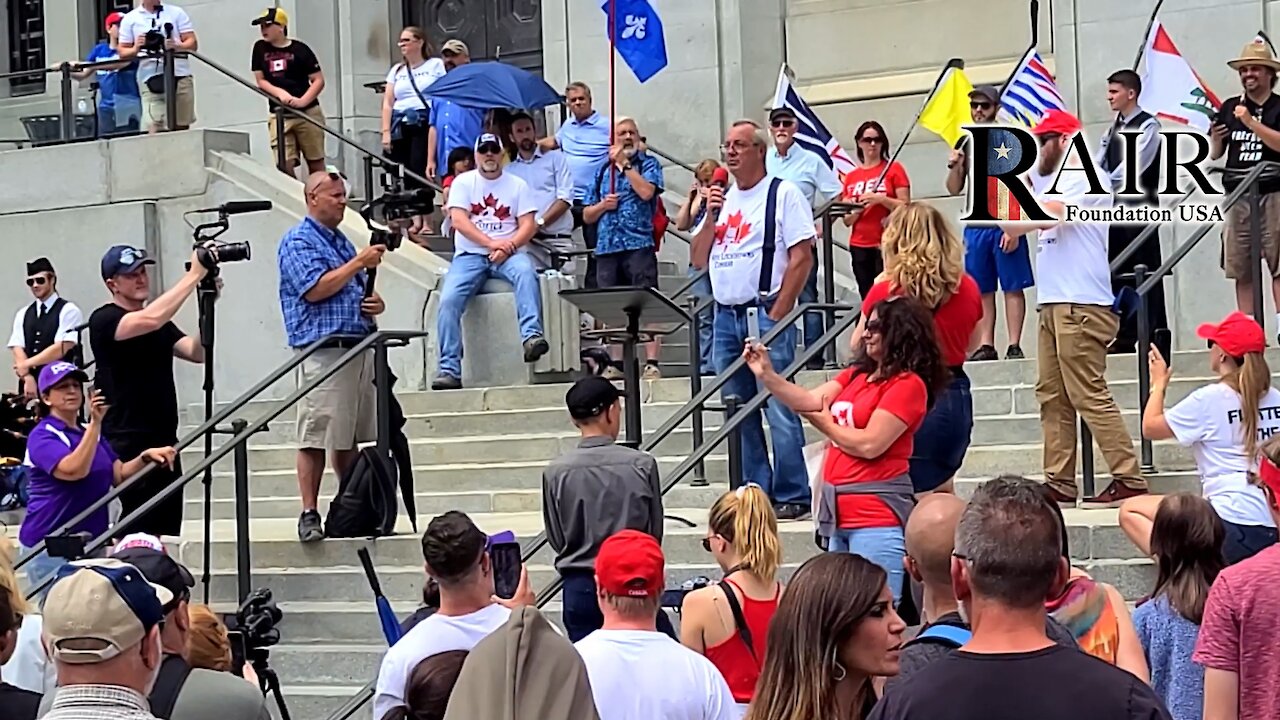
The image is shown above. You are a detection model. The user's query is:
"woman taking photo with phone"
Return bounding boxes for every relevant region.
[744,296,949,604]
[17,361,176,594]
[1120,311,1280,564]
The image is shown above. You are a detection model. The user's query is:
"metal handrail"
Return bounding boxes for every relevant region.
[326,302,857,720]
[21,329,426,601]
[0,58,132,82]
[12,332,329,574]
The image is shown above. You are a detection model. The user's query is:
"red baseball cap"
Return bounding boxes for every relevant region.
[1031,109,1082,137]
[1197,311,1265,357]
[105,11,123,29]
[1258,455,1280,502]
[595,530,665,598]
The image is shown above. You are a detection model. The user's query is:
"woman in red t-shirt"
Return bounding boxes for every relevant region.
[840,121,911,298]
[855,203,982,495]
[745,296,948,604]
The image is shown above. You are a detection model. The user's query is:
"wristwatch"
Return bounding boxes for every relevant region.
[536,216,546,228]
[621,162,633,172]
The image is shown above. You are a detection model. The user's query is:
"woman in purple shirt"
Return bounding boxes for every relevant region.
[18,361,175,595]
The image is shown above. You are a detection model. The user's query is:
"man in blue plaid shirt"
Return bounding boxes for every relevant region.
[277,171,386,542]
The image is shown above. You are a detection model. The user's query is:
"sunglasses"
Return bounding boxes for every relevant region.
[770,119,795,128]
[118,247,147,266]
[476,143,503,155]
[970,101,993,110]
[1037,133,1062,146]
[26,276,48,287]
[858,135,882,144]
[865,319,884,334]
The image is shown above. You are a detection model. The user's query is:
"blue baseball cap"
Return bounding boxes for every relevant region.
[43,559,171,664]
[100,245,155,280]
[38,360,89,394]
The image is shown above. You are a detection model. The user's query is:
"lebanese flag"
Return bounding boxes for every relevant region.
[1139,21,1222,132]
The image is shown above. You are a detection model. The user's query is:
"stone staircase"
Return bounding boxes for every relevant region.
[148,347,1249,718]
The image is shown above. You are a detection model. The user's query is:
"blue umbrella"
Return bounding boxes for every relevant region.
[423,62,562,110]
[358,547,402,646]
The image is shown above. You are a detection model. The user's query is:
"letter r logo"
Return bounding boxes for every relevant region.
[961,125,1054,223]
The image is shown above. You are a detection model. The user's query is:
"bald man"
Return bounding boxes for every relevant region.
[277,171,386,542]
[883,494,1078,695]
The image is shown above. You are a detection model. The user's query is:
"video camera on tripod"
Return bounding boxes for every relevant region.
[358,163,435,252]
[228,588,293,720]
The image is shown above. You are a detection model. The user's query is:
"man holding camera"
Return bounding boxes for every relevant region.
[117,0,198,134]
[89,245,210,538]
[8,257,83,400]
[278,172,386,543]
[39,534,270,719]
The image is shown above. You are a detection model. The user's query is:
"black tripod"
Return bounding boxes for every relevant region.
[196,269,218,604]
[249,648,292,720]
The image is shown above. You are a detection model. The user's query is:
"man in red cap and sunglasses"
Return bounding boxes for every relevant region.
[999,109,1147,507]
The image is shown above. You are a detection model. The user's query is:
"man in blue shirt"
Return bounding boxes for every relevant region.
[62,12,141,137]
[583,117,665,378]
[545,81,611,288]
[277,171,387,542]
[766,106,841,367]
[426,39,484,181]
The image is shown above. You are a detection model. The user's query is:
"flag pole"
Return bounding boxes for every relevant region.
[1030,0,1040,47]
[1132,0,1166,70]
[608,0,618,193]
[876,58,964,187]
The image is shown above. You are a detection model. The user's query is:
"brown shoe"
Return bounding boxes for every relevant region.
[1041,484,1078,507]
[1084,481,1148,507]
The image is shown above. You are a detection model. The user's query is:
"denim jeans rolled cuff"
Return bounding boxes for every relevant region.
[19,543,66,603]
[711,301,810,505]
[827,525,907,604]
[435,252,545,378]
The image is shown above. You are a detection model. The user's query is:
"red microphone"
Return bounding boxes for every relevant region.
[709,167,730,222]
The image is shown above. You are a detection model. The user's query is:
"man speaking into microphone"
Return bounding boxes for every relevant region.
[277,171,386,543]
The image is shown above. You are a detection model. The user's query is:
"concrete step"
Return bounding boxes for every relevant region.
[273,686,362,720]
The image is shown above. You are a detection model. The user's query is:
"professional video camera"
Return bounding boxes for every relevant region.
[142,29,167,54]
[358,164,436,251]
[236,587,283,650]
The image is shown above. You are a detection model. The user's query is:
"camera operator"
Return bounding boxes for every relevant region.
[89,245,210,538]
[117,0,198,134]
[278,171,386,543]
[8,258,83,401]
[38,535,269,719]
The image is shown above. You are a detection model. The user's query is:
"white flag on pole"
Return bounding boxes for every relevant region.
[1139,21,1221,132]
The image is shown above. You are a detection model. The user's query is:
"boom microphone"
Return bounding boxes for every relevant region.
[710,167,730,222]
[195,200,274,215]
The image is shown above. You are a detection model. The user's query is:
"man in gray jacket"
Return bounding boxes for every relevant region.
[542,376,670,641]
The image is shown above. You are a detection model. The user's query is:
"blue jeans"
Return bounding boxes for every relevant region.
[712,303,810,506]
[561,571,676,642]
[799,247,824,351]
[19,543,66,604]
[436,252,544,379]
[827,526,906,604]
[687,266,714,375]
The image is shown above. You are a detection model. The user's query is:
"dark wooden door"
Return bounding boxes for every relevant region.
[7,0,46,95]
[405,0,543,74]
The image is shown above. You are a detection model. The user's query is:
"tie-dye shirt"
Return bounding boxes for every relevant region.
[1046,576,1121,665]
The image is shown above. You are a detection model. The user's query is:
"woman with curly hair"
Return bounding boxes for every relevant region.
[744,553,905,720]
[745,295,949,604]
[855,203,982,495]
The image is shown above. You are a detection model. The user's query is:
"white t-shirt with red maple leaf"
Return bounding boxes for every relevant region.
[446,169,537,256]
[699,175,814,305]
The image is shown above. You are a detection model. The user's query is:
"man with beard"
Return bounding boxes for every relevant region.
[945,85,1034,362]
[582,117,665,379]
[505,111,575,273]
[426,39,484,182]
[434,133,548,391]
[1211,38,1280,322]
[998,110,1146,507]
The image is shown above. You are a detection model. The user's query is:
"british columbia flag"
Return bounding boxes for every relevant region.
[998,48,1065,127]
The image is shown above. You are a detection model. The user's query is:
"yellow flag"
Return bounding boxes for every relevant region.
[920,66,974,148]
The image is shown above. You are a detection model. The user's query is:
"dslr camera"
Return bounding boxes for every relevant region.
[142,29,166,54]
[236,587,283,650]
[194,239,251,271]
[358,165,436,251]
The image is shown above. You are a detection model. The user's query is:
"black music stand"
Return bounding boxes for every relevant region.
[560,287,688,447]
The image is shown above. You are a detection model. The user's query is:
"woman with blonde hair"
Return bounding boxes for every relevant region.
[680,484,784,712]
[0,537,52,694]
[855,202,982,495]
[1121,311,1280,564]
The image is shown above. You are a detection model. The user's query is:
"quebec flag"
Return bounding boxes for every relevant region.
[602,0,669,83]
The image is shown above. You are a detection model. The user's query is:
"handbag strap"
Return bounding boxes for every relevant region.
[403,62,431,110]
[718,579,757,661]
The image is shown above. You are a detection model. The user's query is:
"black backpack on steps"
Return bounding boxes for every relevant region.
[325,446,397,538]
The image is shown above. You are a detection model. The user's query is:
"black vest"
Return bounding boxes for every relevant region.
[22,298,82,373]
[1101,110,1161,206]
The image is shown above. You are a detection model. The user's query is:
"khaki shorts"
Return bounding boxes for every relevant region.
[140,75,196,129]
[1223,191,1280,279]
[295,347,377,451]
[269,105,326,164]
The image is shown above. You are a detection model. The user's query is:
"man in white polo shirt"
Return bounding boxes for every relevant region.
[691,119,814,520]
[1000,109,1147,506]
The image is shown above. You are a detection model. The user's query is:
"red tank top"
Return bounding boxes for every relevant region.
[702,579,782,703]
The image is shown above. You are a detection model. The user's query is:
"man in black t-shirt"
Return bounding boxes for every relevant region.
[1212,38,1280,320]
[250,7,326,176]
[870,476,1170,720]
[89,245,210,537]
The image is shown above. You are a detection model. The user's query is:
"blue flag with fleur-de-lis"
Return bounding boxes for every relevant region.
[601,0,668,83]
